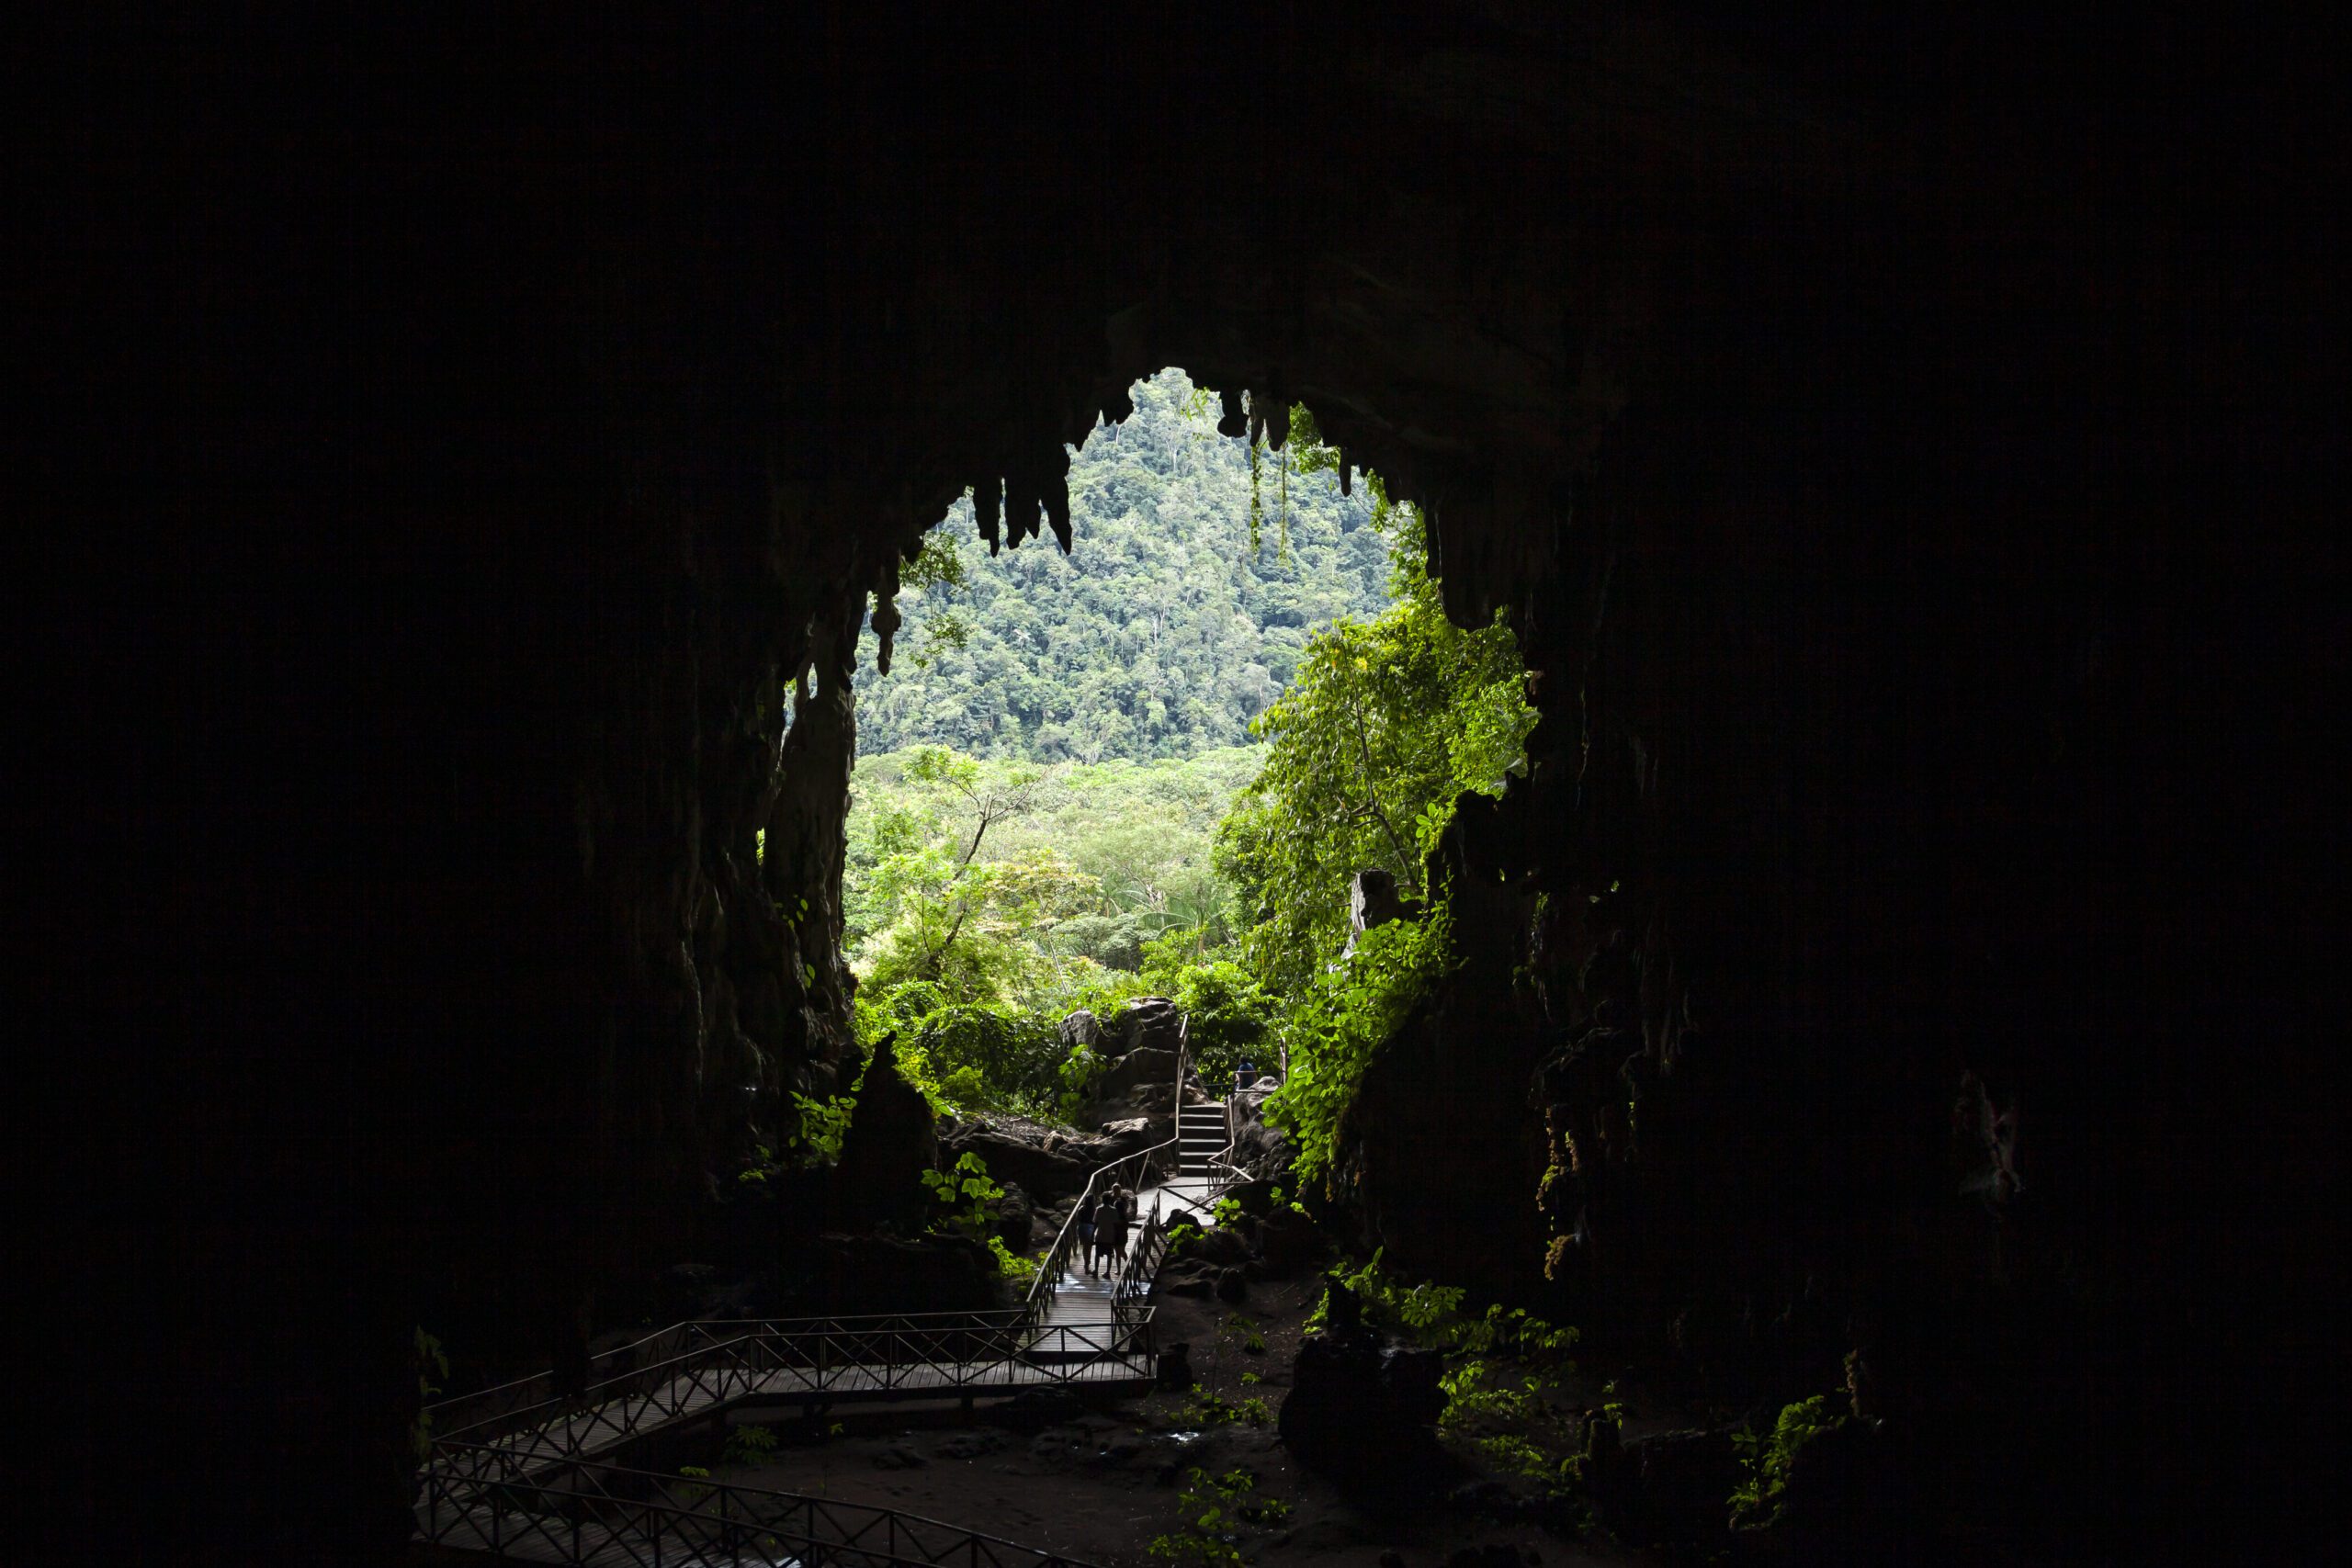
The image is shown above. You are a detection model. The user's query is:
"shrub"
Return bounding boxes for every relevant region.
[1149,1466,1287,1568]
[1730,1393,1850,1528]
[921,1151,1004,1240]
[721,1424,781,1468]
[1263,902,1456,1182]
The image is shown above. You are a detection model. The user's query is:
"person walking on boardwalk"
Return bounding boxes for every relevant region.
[1094,1187,1131,1275]
[1076,1194,1099,1274]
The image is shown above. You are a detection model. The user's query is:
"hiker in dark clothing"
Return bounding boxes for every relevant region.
[1076,1197,1098,1274]
[1093,1188,1130,1273]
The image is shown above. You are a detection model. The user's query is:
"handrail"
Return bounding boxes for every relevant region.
[426,1306,1051,1429]
[419,1440,1105,1568]
[435,1314,1155,1460]
[1022,1016,1189,1322]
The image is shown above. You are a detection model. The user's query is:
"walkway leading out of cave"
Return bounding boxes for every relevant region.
[416,1082,1253,1566]
[426,1171,1233,1479]
[1029,1171,1217,1329]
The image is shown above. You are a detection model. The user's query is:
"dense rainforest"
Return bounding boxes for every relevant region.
[850,368,1391,761]
[835,372,1538,1183]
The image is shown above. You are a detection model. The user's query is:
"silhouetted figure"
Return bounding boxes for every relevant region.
[1092,1189,1130,1272]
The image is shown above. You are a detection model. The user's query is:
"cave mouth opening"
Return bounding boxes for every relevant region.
[823,365,1538,1160]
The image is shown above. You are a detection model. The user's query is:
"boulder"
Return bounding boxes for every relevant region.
[1278,1325,1450,1496]
[1093,1113,1173,1157]
[986,1181,1035,1252]
[1766,1417,1905,1547]
[938,1115,1094,1201]
[1444,1547,1536,1568]
[830,1034,936,1232]
[1106,997,1183,1057]
[1233,1115,1295,1183]
[1172,1222,1251,1269]
[1093,1043,1179,1105]
[1058,1009,1103,1050]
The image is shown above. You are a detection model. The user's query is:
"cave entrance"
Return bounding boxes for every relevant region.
[831,367,1537,1145]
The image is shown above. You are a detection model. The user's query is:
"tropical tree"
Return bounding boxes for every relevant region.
[1215,488,1535,996]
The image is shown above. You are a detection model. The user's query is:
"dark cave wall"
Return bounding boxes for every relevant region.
[31,4,2337,1562]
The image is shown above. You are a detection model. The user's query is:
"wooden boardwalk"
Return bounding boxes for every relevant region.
[417,1079,1255,1565]
[1031,1173,1216,1329]
[472,1340,1152,1471]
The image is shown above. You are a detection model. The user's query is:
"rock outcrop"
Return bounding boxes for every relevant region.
[830,1035,935,1234]
[1105,997,1183,1059]
[1279,1308,1449,1497]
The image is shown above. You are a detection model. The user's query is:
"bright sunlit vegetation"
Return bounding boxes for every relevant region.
[843,371,1535,1179]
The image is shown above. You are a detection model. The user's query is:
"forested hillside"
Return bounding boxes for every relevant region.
[852,368,1387,761]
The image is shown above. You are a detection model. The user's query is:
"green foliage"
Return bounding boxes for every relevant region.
[1182,1388,1273,1428]
[721,1424,781,1469]
[1150,1466,1288,1568]
[987,1235,1041,1285]
[1323,1249,1579,1361]
[1216,487,1534,998]
[920,1151,1005,1240]
[673,1465,714,1507]
[1440,1360,1582,1483]
[856,369,1386,761]
[846,740,1265,1119]
[1263,902,1458,1182]
[1731,1394,1850,1528]
[1053,1043,1107,1123]
[1140,952,1277,1087]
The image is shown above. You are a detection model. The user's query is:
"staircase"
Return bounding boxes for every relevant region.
[1177,1098,1227,1178]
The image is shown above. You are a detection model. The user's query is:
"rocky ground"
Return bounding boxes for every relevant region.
[700,1282,1655,1568]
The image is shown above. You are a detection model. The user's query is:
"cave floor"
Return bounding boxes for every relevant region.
[709,1282,1652,1568]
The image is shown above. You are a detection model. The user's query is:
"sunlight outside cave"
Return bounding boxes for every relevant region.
[829,368,1537,1168]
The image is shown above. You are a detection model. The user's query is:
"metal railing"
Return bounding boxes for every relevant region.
[433,1311,1153,1466]
[1112,1215,1170,1314]
[419,1440,1103,1567]
[415,1015,1245,1561]
[1021,1020,1188,1324]
[428,1316,705,1444]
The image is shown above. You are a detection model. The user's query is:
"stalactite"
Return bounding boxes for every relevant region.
[1045,466,1072,554]
[1219,385,1247,438]
[870,554,902,675]
[977,476,1001,556]
[1003,472,1029,550]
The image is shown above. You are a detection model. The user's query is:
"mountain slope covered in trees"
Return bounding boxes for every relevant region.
[852,368,1387,761]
